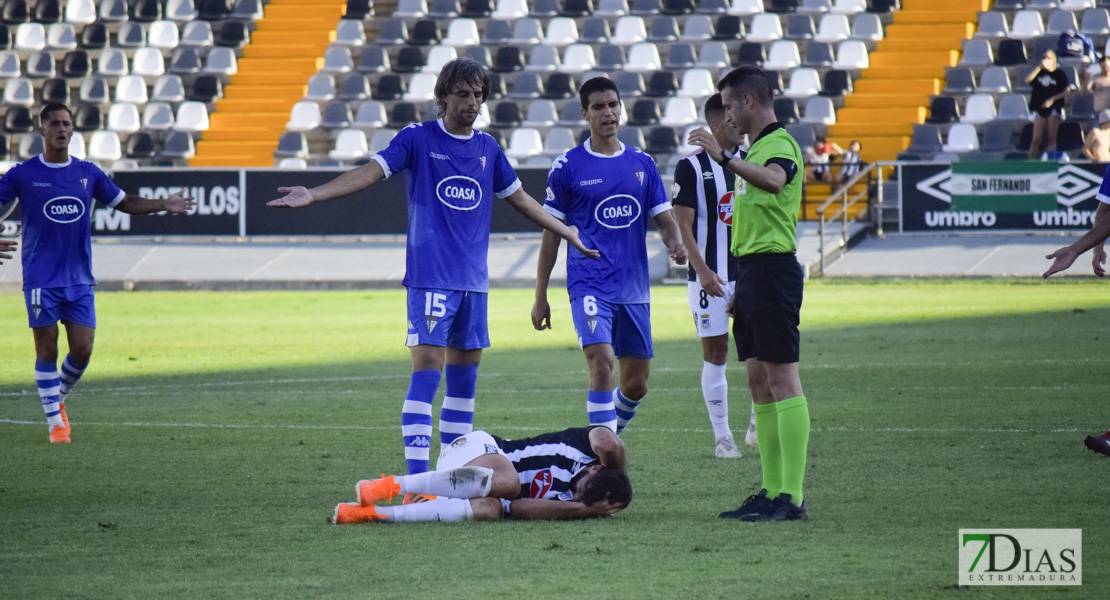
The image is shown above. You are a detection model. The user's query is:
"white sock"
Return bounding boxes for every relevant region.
[397,466,493,498]
[701,361,732,439]
[378,498,474,522]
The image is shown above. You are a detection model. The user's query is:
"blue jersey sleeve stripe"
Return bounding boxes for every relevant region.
[543,204,565,220]
[1097,192,1110,204]
[495,178,522,199]
[106,190,126,208]
[649,201,673,217]
[371,154,392,179]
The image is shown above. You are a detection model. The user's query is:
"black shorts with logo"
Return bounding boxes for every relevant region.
[731,252,803,363]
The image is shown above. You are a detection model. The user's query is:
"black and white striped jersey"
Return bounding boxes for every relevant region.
[671,148,744,283]
[492,426,600,501]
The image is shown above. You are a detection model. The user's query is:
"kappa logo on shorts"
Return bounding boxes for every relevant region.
[426,316,438,333]
[530,469,553,498]
[484,444,498,454]
[587,317,597,334]
[700,314,711,329]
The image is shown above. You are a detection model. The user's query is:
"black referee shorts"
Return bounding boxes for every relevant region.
[731,252,803,364]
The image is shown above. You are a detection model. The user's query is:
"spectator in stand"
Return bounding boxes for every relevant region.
[1026,50,1070,159]
[1082,110,1110,162]
[838,141,863,183]
[1085,55,1110,112]
[805,137,842,182]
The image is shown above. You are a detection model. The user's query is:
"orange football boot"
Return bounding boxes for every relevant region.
[403,493,437,504]
[59,403,70,433]
[332,502,387,524]
[356,475,401,506]
[49,423,70,444]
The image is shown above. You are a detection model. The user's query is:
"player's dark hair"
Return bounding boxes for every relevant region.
[716,66,774,107]
[580,467,633,509]
[39,103,72,126]
[579,76,621,111]
[433,57,491,118]
[704,93,725,120]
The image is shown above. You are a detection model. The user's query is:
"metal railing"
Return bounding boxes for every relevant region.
[814,162,882,275]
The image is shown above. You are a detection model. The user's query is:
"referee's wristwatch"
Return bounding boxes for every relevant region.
[716,148,734,166]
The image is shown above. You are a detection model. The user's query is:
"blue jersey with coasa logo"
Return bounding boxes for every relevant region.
[0,156,125,290]
[544,139,670,304]
[372,120,521,293]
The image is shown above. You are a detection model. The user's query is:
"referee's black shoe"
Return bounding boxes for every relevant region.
[1085,430,1110,458]
[740,492,807,522]
[719,489,773,519]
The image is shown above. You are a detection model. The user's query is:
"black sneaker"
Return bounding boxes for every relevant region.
[741,492,808,522]
[719,489,773,519]
[1085,431,1110,458]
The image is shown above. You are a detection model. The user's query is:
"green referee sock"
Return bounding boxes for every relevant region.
[777,396,810,505]
[753,402,782,499]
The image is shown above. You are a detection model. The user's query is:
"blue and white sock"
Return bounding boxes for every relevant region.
[402,369,441,475]
[613,387,642,435]
[59,354,88,401]
[440,363,477,449]
[587,390,617,433]
[35,360,63,429]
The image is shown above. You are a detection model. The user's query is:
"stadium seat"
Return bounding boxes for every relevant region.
[978,122,1015,154]
[87,130,121,162]
[764,40,801,70]
[523,100,558,127]
[96,50,129,78]
[286,101,321,131]
[977,66,1012,94]
[995,39,1028,66]
[98,0,126,22]
[728,0,764,15]
[1061,0,1095,9]
[800,96,836,124]
[814,13,850,42]
[631,0,662,15]
[798,0,831,14]
[995,93,1031,121]
[925,96,959,124]
[77,76,107,104]
[270,131,307,159]
[615,71,646,97]
[391,47,423,74]
[14,22,44,50]
[529,0,559,17]
[850,12,883,41]
[767,0,800,12]
[545,17,579,46]
[626,42,662,72]
[165,0,197,22]
[0,49,15,77]
[443,18,479,47]
[64,0,95,24]
[421,46,456,75]
[649,16,680,43]
[3,105,31,133]
[975,11,1008,39]
[596,44,626,70]
[25,51,54,78]
[662,0,695,14]
[960,39,994,67]
[579,17,611,44]
[527,45,561,71]
[1010,10,1046,40]
[1046,10,1079,35]
[562,43,598,73]
[786,123,816,150]
[747,13,783,42]
[115,21,146,48]
[106,102,140,131]
[429,0,459,18]
[321,47,354,75]
[45,22,74,50]
[339,73,371,101]
[394,0,428,17]
[697,41,730,69]
[677,68,715,98]
[833,39,869,69]
[216,21,248,48]
[320,102,352,129]
[773,97,799,123]
[1070,91,1095,121]
[543,127,575,156]
[336,19,366,46]
[376,19,408,45]
[645,125,679,155]
[643,70,677,97]
[697,0,729,12]
[462,46,490,70]
[124,132,155,159]
[188,74,221,103]
[1057,121,1085,152]
[203,47,237,75]
[490,0,525,18]
[961,94,997,124]
[180,20,213,47]
[943,123,979,153]
[784,67,821,98]
[60,49,88,78]
[681,15,714,41]
[388,102,418,128]
[629,98,661,125]
[147,20,181,50]
[66,133,85,160]
[39,77,68,103]
[230,0,262,20]
[132,48,166,78]
[276,157,307,169]
[612,16,648,45]
[820,69,852,96]
[736,42,766,66]
[169,48,201,75]
[131,0,161,21]
[595,0,628,16]
[403,72,436,102]
[160,130,195,159]
[558,101,587,126]
[508,72,544,98]
[352,100,387,129]
[544,72,576,99]
[114,75,148,104]
[618,127,645,149]
[832,0,864,14]
[1081,8,1110,35]
[900,123,943,159]
[371,74,403,100]
[509,18,542,44]
[173,101,208,132]
[142,102,175,131]
[198,0,232,21]
[657,96,695,127]
[786,14,816,40]
[804,41,834,68]
[492,46,525,72]
[505,127,543,159]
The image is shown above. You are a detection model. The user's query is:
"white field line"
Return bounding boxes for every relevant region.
[0,419,1084,435]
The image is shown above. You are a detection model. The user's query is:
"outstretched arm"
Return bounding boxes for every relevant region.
[652,209,687,266]
[1044,202,1110,278]
[508,497,624,520]
[504,187,599,259]
[589,426,626,472]
[531,229,562,330]
[0,238,16,265]
[115,190,196,215]
[268,160,386,208]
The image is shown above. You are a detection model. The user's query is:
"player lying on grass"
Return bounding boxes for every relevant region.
[333,426,631,523]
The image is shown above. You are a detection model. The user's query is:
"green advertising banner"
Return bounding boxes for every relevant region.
[948,161,1059,213]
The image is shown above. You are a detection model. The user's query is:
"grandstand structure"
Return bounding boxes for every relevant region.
[1,0,1109,220]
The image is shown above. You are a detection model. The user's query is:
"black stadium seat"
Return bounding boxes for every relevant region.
[344,0,372,19]
[646,126,679,155]
[126,133,156,159]
[544,73,575,99]
[492,101,522,128]
[492,46,525,72]
[4,106,33,133]
[737,42,765,66]
[646,70,679,97]
[372,74,404,100]
[388,102,420,128]
[393,47,425,73]
[188,75,223,102]
[1,0,28,25]
[714,15,744,40]
[462,0,493,18]
[39,77,69,104]
[80,22,106,49]
[61,50,90,78]
[768,0,800,13]
[820,69,852,97]
[33,0,61,23]
[198,0,232,21]
[73,106,101,132]
[130,0,162,22]
[559,0,592,17]
[773,98,799,124]
[0,24,9,49]
[629,99,661,125]
[925,96,959,124]
[409,20,441,45]
[995,39,1027,67]
[217,21,248,47]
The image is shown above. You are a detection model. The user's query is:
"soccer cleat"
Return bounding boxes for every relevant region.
[59,403,70,434]
[356,475,400,506]
[332,502,387,525]
[744,423,758,448]
[1085,431,1110,458]
[402,493,437,504]
[740,493,808,522]
[49,423,70,444]
[715,436,742,458]
[719,489,772,519]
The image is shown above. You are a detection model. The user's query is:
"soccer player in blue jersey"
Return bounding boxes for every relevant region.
[531,77,687,435]
[0,103,195,443]
[268,59,597,479]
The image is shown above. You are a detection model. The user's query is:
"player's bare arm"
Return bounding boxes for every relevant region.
[1044,207,1110,277]
[674,205,726,297]
[507,497,623,520]
[531,229,562,330]
[589,426,626,472]
[267,160,386,208]
[0,238,16,264]
[688,127,787,193]
[115,190,196,215]
[1092,203,1109,276]
[652,210,688,265]
[504,187,599,259]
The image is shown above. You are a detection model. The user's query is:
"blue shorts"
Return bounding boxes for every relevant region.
[25,285,96,329]
[569,295,653,359]
[405,288,489,350]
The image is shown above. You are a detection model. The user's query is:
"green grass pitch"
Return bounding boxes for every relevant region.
[1,281,1107,599]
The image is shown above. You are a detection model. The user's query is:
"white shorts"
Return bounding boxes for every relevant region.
[435,430,505,471]
[687,280,735,338]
